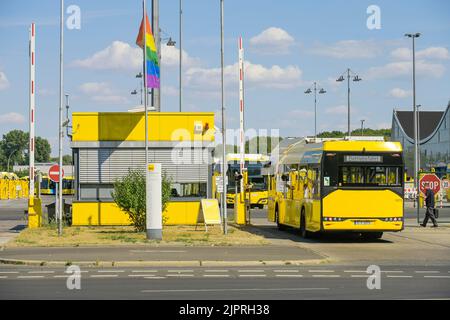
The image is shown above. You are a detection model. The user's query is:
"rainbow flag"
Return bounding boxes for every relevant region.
[136,14,160,89]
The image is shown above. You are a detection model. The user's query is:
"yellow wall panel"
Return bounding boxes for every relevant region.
[72,112,215,142]
[72,201,203,226]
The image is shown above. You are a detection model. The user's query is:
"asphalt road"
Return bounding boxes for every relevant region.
[0,265,449,299]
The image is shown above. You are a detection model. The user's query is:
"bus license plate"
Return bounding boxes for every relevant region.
[353,221,373,225]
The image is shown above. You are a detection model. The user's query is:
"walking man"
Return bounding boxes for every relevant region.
[420,185,438,228]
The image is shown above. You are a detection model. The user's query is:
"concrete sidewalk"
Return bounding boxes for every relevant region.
[0,245,327,267]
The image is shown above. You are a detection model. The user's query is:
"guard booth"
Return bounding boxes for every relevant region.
[70,112,215,226]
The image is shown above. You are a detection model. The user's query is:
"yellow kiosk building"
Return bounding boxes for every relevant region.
[70,112,215,226]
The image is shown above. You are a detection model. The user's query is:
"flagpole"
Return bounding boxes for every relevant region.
[143,0,148,177]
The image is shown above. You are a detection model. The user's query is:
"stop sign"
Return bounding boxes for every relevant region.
[49,165,64,183]
[419,174,441,195]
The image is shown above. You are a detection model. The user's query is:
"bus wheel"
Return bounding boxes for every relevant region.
[361,232,383,240]
[300,209,309,239]
[276,210,286,231]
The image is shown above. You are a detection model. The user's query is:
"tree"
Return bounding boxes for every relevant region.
[35,137,51,163]
[63,155,73,165]
[0,130,28,169]
[111,169,172,232]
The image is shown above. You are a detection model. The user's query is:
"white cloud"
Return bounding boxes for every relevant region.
[73,41,142,71]
[249,27,295,55]
[0,71,10,90]
[389,88,412,99]
[391,46,450,61]
[310,40,383,59]
[367,60,446,79]
[0,112,25,124]
[72,40,199,72]
[161,45,200,68]
[185,61,303,91]
[79,82,128,105]
[325,105,348,115]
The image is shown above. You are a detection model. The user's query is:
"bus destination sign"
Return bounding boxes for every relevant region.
[344,155,383,163]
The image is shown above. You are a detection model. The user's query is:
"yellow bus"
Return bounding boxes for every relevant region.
[62,176,75,195]
[222,154,270,209]
[40,175,75,196]
[40,175,56,195]
[268,138,404,240]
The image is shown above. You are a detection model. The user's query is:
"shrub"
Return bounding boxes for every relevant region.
[111,169,171,232]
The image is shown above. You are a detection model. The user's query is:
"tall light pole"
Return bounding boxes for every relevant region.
[417,104,422,172]
[179,0,183,112]
[360,119,365,136]
[58,0,64,236]
[220,0,228,235]
[304,82,326,138]
[337,68,362,137]
[405,32,421,224]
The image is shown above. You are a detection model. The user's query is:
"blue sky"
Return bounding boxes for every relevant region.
[0,0,449,156]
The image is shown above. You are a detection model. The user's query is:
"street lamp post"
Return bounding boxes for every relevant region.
[304,82,326,138]
[405,32,421,224]
[360,119,365,136]
[220,0,228,235]
[6,149,18,173]
[417,104,422,173]
[336,68,362,137]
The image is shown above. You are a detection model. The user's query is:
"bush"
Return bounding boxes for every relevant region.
[111,169,171,232]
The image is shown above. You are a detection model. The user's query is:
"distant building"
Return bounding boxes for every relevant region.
[391,102,450,177]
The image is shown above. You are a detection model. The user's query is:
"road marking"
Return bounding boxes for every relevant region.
[239,274,267,278]
[130,250,186,253]
[344,270,366,273]
[17,276,45,279]
[98,270,125,273]
[351,275,370,278]
[131,270,158,273]
[28,271,55,274]
[90,275,118,278]
[387,275,413,278]
[204,270,230,273]
[53,275,70,278]
[423,276,450,279]
[274,270,300,273]
[381,271,404,273]
[415,271,440,274]
[238,270,265,273]
[309,270,335,273]
[167,270,194,273]
[0,271,19,274]
[203,275,230,278]
[0,276,7,279]
[275,275,304,278]
[144,277,166,280]
[166,274,194,277]
[142,288,329,293]
[312,275,340,278]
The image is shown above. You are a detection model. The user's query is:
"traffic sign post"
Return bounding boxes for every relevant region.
[419,174,441,195]
[49,164,64,183]
[49,165,64,232]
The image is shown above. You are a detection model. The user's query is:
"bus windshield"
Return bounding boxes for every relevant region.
[323,152,403,188]
[339,166,401,187]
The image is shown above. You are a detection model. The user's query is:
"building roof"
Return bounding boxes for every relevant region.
[395,110,444,141]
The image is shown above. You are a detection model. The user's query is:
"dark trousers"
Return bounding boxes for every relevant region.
[422,207,438,227]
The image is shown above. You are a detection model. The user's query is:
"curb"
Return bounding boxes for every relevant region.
[0,257,331,268]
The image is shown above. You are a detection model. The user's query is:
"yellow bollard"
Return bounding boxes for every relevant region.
[28,197,42,229]
[234,192,246,225]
